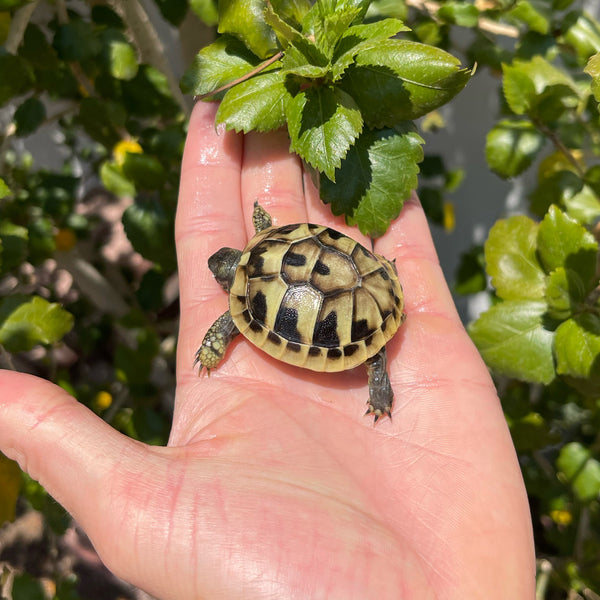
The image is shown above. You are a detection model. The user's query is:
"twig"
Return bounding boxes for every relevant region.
[4,0,39,54]
[535,119,586,179]
[405,0,519,38]
[195,51,284,101]
[108,0,192,117]
[535,558,552,600]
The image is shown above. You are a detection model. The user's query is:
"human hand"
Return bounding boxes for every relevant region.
[0,101,535,599]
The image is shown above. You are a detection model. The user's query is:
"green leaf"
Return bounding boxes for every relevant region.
[11,573,46,600]
[180,35,260,96]
[508,0,551,34]
[537,205,598,284]
[218,0,277,59]
[78,97,125,148]
[339,39,472,126]
[216,68,289,132]
[454,245,487,295]
[0,178,9,199]
[484,215,546,300]
[100,160,136,197]
[545,267,587,320]
[509,412,558,453]
[561,10,600,63]
[320,124,423,237]
[331,18,409,81]
[469,300,555,384]
[437,1,479,27]
[53,20,101,62]
[555,314,600,385]
[313,4,363,57]
[13,97,45,137]
[101,29,139,81]
[286,85,363,181]
[503,63,537,115]
[485,119,545,178]
[0,221,27,274]
[0,295,74,353]
[584,52,600,103]
[0,54,34,106]
[121,153,167,190]
[557,442,600,502]
[122,199,176,271]
[190,0,219,25]
[263,1,308,49]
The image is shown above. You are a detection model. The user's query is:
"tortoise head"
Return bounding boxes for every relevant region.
[208,247,242,292]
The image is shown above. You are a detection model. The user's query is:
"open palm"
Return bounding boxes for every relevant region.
[0,103,535,599]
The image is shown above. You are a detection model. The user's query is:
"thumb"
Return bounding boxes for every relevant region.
[0,370,167,584]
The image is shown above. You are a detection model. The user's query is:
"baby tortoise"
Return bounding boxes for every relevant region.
[195,202,406,422]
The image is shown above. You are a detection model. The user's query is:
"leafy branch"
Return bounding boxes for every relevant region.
[182,0,472,237]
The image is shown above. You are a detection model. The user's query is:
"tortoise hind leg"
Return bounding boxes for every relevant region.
[252,201,273,233]
[365,347,394,423]
[195,310,240,373]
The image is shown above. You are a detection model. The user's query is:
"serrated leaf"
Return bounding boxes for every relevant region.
[281,44,330,77]
[271,0,312,24]
[216,68,289,132]
[502,56,580,121]
[469,300,555,384]
[219,0,277,59]
[339,39,472,126]
[584,51,600,103]
[320,124,423,237]
[263,1,306,49]
[537,205,598,285]
[546,267,586,320]
[13,97,46,137]
[557,442,600,502]
[0,295,74,353]
[331,18,409,81]
[286,85,362,181]
[313,5,363,57]
[484,215,546,300]
[502,63,537,115]
[180,35,260,96]
[485,119,545,178]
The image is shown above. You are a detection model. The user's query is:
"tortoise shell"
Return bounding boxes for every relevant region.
[228,222,404,373]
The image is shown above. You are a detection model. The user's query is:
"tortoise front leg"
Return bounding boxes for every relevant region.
[365,347,394,422]
[194,310,240,373]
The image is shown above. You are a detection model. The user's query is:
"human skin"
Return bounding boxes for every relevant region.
[0,101,535,599]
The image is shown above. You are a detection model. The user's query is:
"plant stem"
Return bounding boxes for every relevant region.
[108,0,192,117]
[535,558,552,600]
[535,120,586,179]
[5,0,39,54]
[405,0,519,38]
[195,51,284,101]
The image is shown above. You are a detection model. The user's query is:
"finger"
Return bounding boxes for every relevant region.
[176,102,244,379]
[241,129,307,233]
[375,194,461,323]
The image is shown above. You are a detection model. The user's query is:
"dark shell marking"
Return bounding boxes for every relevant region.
[229,223,404,373]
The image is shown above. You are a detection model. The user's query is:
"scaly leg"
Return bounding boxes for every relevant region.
[365,347,394,423]
[252,201,273,233]
[195,310,240,373]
